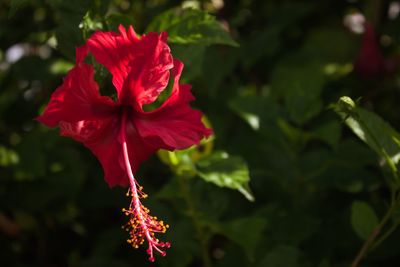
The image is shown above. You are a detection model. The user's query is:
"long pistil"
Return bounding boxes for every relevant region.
[120,110,170,262]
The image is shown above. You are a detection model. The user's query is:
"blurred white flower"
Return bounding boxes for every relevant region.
[389,1,400,20]
[344,12,366,34]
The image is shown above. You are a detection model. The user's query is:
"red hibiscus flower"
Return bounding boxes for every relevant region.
[37,25,212,261]
[354,22,385,78]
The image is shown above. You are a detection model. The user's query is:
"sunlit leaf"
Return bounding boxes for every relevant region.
[195,151,254,201]
[80,12,103,34]
[49,60,74,75]
[146,8,238,46]
[333,96,400,173]
[229,91,280,131]
[0,146,19,167]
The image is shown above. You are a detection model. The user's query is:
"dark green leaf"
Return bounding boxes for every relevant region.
[270,54,325,125]
[257,246,301,267]
[277,118,310,149]
[170,44,206,81]
[49,0,91,59]
[106,13,137,32]
[220,217,267,260]
[241,2,315,67]
[301,28,357,63]
[229,92,280,131]
[351,201,379,240]
[311,120,342,148]
[8,0,30,17]
[196,151,254,201]
[146,8,238,46]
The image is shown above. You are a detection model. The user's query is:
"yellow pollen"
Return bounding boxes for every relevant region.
[121,182,169,258]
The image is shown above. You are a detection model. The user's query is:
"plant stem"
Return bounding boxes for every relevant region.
[350,228,380,267]
[344,106,400,266]
[369,190,400,251]
[369,221,399,251]
[350,203,395,267]
[178,176,213,267]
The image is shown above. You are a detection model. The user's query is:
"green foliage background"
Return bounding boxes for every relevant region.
[2,0,400,266]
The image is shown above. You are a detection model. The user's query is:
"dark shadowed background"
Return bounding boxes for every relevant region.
[2,0,400,266]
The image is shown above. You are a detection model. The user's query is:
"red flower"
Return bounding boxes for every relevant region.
[37,25,212,261]
[354,23,385,78]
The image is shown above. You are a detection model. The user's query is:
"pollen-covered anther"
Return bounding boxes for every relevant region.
[122,186,170,261]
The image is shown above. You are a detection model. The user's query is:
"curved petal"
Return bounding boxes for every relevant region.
[37,62,116,127]
[60,118,127,187]
[122,32,173,109]
[86,25,173,108]
[125,113,159,173]
[133,60,212,150]
[60,116,157,187]
[86,25,140,96]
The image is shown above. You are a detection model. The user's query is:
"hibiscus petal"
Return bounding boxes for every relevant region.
[125,114,159,173]
[86,25,140,96]
[86,25,173,108]
[134,60,212,150]
[60,117,156,187]
[60,118,127,187]
[37,62,116,127]
[122,32,173,109]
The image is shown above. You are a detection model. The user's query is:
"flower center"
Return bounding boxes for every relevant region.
[119,109,170,262]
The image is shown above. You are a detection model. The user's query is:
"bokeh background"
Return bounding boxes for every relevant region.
[2,0,400,266]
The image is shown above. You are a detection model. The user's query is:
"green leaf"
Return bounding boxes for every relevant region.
[202,46,239,96]
[302,140,380,192]
[301,28,358,63]
[80,12,103,34]
[220,217,267,260]
[215,244,249,267]
[8,0,30,17]
[241,2,315,67]
[257,246,301,267]
[49,59,74,75]
[311,120,342,148]
[91,227,125,257]
[15,131,47,179]
[106,13,137,32]
[146,8,238,46]
[270,54,325,125]
[195,151,254,201]
[277,118,310,149]
[78,258,130,267]
[333,96,400,175]
[0,146,19,167]
[229,92,280,131]
[264,207,320,246]
[170,44,206,81]
[161,218,197,267]
[351,201,379,240]
[49,0,91,60]
[318,259,331,267]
